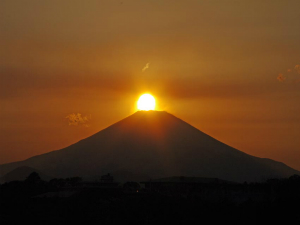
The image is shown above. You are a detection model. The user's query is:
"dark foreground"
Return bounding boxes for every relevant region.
[1,174,300,224]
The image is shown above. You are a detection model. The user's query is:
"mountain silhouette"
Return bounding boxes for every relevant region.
[0,111,298,182]
[0,166,52,183]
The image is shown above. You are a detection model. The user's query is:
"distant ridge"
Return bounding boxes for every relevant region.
[0,111,299,182]
[0,166,52,183]
[144,176,235,184]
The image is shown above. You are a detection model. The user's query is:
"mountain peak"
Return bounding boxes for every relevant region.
[0,112,299,182]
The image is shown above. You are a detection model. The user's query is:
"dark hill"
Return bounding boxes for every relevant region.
[0,166,52,183]
[145,176,235,184]
[0,111,298,182]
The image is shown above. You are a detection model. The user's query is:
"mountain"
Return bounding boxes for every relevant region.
[0,166,52,183]
[0,111,298,182]
[145,176,236,184]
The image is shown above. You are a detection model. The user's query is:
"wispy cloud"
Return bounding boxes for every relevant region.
[277,63,300,83]
[142,63,150,72]
[277,73,286,82]
[66,113,91,127]
[295,65,300,74]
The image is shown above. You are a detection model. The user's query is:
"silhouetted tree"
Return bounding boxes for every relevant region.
[25,172,41,184]
[49,178,66,188]
[67,177,82,187]
[289,174,300,182]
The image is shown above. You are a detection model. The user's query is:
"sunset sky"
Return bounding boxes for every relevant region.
[1,0,300,170]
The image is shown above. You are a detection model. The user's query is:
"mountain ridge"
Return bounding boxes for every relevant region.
[0,111,298,182]
[0,166,52,183]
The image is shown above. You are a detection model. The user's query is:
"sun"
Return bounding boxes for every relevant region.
[137,94,156,111]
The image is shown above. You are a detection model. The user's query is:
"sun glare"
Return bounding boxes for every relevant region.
[137,94,156,111]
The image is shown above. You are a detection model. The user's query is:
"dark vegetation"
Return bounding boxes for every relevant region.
[0,173,300,224]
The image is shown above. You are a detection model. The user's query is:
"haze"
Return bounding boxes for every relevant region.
[1,0,300,170]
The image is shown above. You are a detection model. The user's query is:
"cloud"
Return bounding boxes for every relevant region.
[277,64,300,84]
[295,65,300,74]
[66,113,91,127]
[0,67,136,99]
[142,63,150,72]
[277,73,286,82]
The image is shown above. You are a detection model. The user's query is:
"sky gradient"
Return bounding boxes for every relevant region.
[1,0,300,170]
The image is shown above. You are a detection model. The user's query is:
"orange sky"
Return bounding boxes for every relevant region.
[1,0,300,170]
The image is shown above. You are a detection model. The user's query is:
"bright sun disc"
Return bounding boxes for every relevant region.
[137,94,155,111]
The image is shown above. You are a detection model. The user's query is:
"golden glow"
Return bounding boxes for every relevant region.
[137,94,156,111]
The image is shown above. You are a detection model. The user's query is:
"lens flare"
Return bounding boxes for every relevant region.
[137,94,155,111]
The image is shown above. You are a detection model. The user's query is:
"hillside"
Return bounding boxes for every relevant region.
[0,111,298,182]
